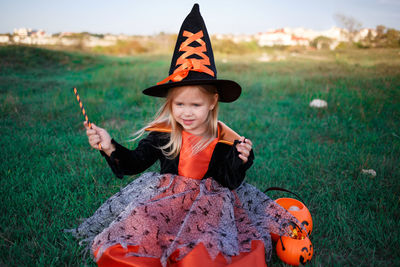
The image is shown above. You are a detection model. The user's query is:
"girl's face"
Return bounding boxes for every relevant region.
[171,85,218,135]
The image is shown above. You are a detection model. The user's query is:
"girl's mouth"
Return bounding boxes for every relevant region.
[182,119,194,126]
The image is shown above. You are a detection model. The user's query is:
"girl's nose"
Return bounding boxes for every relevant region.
[183,107,193,116]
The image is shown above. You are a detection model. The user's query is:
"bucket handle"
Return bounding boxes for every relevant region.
[263,187,306,206]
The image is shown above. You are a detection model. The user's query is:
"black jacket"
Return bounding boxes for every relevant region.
[100,126,254,190]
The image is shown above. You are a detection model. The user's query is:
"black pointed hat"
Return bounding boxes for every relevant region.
[142,4,241,102]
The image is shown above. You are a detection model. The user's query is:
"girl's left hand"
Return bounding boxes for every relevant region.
[236,136,253,164]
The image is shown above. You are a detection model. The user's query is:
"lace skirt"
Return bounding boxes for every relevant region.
[68,172,301,267]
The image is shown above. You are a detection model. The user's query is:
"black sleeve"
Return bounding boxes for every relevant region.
[99,132,163,178]
[208,140,254,190]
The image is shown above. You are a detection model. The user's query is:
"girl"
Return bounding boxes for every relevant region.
[71,4,303,267]
[86,84,253,190]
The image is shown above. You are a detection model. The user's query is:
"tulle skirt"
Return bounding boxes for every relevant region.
[68,172,301,267]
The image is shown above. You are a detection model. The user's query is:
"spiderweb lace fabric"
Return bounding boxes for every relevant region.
[67,172,303,266]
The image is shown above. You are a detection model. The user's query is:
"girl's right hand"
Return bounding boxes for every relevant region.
[84,122,115,156]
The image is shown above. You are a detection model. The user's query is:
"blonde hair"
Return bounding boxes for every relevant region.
[131,84,219,159]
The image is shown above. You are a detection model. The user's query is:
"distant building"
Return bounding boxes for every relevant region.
[3,26,377,50]
[354,28,377,42]
[14,28,30,37]
[29,29,47,38]
[0,35,10,43]
[256,28,291,46]
[291,35,309,46]
[256,28,311,46]
[59,32,74,38]
[84,36,116,47]
[255,27,348,47]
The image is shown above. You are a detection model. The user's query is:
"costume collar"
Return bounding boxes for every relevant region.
[145,121,240,146]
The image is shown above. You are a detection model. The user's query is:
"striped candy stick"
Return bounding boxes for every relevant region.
[73,87,102,150]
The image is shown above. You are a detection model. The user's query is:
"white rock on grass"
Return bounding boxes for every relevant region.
[309,99,328,108]
[361,169,377,177]
[258,53,271,62]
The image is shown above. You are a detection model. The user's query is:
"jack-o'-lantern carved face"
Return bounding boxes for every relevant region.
[299,243,313,264]
[276,231,313,266]
[301,220,312,235]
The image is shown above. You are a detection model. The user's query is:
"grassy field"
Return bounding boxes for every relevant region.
[1,45,399,266]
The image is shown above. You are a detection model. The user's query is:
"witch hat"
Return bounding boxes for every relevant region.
[143,3,241,102]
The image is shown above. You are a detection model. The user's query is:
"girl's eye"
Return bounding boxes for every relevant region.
[175,103,183,106]
[193,104,200,107]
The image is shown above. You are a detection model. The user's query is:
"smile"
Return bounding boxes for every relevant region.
[182,119,194,126]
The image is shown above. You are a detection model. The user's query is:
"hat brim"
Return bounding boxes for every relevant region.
[143,79,241,103]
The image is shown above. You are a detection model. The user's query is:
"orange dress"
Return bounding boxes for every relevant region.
[93,130,267,267]
[68,123,301,267]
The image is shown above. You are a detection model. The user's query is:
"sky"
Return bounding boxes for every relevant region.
[0,0,399,35]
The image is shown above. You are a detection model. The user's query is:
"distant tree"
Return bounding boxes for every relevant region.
[386,28,400,47]
[371,25,386,47]
[372,25,400,48]
[212,39,249,55]
[310,36,333,49]
[358,29,375,48]
[376,25,386,36]
[334,14,362,42]
[91,33,105,38]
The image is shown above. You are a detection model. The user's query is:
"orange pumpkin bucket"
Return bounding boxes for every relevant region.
[276,230,313,266]
[275,198,313,235]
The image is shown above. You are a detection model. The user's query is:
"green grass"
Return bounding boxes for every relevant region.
[1,45,399,266]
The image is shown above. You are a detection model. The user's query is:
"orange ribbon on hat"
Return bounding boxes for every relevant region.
[157,30,215,85]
